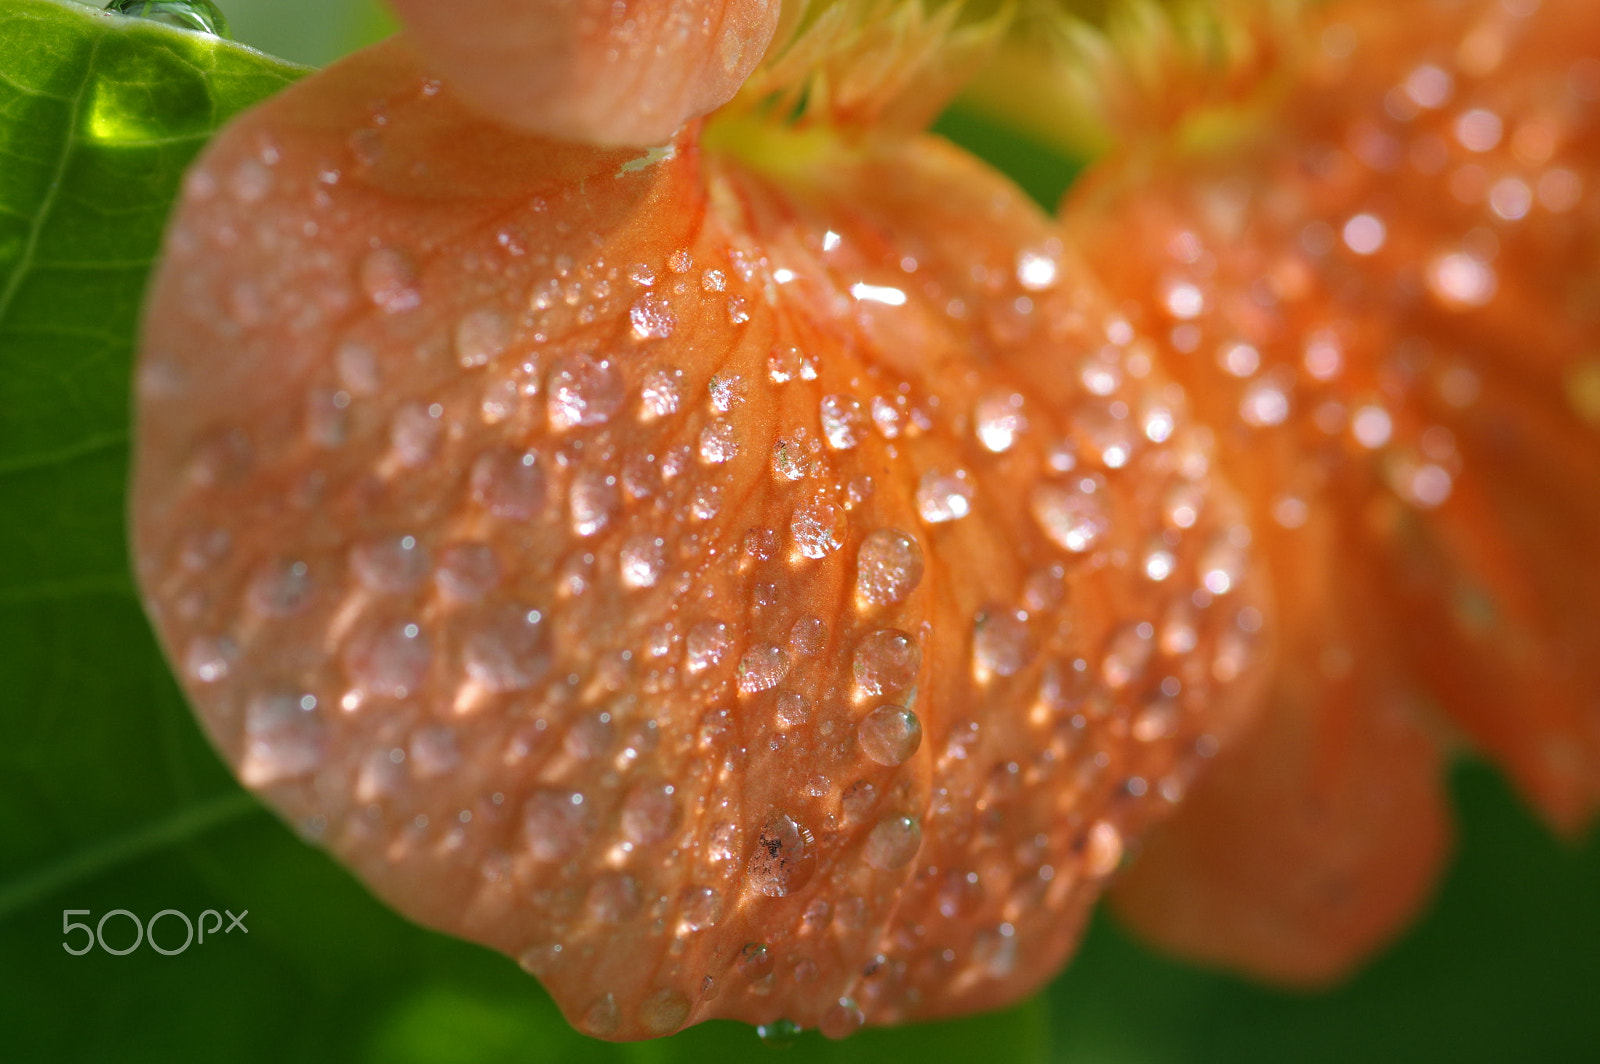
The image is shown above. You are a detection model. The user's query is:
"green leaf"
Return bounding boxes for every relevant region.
[1,3,1597,1063]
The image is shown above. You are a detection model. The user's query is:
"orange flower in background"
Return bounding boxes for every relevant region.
[128,0,1598,1043]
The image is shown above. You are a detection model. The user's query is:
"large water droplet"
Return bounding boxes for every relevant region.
[620,780,680,846]
[853,629,921,695]
[974,391,1028,453]
[916,469,974,523]
[1030,479,1108,553]
[434,542,500,602]
[738,643,790,694]
[358,247,420,313]
[238,691,324,785]
[619,536,665,589]
[630,292,676,340]
[105,0,229,37]
[863,814,922,870]
[462,604,550,692]
[854,528,923,605]
[247,558,313,617]
[698,419,740,463]
[522,789,596,861]
[747,813,816,897]
[345,621,431,699]
[638,988,690,1034]
[819,394,867,449]
[685,621,732,673]
[857,705,922,766]
[972,608,1032,678]
[581,993,620,1037]
[640,367,682,419]
[351,534,430,594]
[547,354,623,429]
[568,469,616,536]
[470,448,546,520]
[790,498,845,559]
[454,307,512,368]
[757,1019,802,1048]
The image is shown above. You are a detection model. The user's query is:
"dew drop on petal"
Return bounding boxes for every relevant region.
[1030,480,1109,553]
[470,448,546,520]
[238,690,325,785]
[916,469,973,523]
[434,542,500,602]
[853,629,921,696]
[547,354,623,429]
[454,306,512,368]
[358,247,420,313]
[462,604,550,692]
[620,781,680,846]
[747,813,816,897]
[350,534,430,593]
[738,643,790,694]
[344,620,431,699]
[863,815,922,871]
[522,789,596,862]
[819,394,868,449]
[857,705,922,766]
[854,527,924,605]
[790,498,845,558]
[972,608,1032,678]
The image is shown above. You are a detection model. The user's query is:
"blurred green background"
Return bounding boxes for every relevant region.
[1,2,1598,1062]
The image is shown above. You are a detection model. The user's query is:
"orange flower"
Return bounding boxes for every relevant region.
[129,0,1598,1042]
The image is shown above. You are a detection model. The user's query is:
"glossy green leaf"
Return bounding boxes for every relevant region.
[0,2,1597,1063]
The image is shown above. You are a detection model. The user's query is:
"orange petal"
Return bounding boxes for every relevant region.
[1065,0,1600,977]
[386,0,781,146]
[1111,507,1452,984]
[132,37,1270,1038]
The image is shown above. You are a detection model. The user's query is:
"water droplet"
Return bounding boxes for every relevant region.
[747,812,816,897]
[819,394,868,449]
[841,780,878,823]
[791,498,845,558]
[620,780,680,845]
[857,705,922,766]
[345,620,431,699]
[853,629,921,695]
[640,367,682,419]
[698,419,740,463]
[408,724,459,776]
[390,403,443,467]
[789,616,827,656]
[106,0,229,38]
[757,1019,802,1048]
[470,448,546,520]
[1102,623,1153,689]
[971,924,1017,978]
[581,994,620,1037]
[738,643,790,694]
[1083,820,1123,876]
[1428,251,1497,308]
[462,604,550,692]
[855,528,923,605]
[974,392,1028,453]
[238,690,324,785]
[619,536,665,589]
[568,469,616,536]
[709,374,745,412]
[547,354,623,429]
[972,608,1032,678]
[638,988,690,1034]
[454,307,511,368]
[1030,479,1108,553]
[1132,697,1180,741]
[738,941,774,978]
[819,998,864,1040]
[630,292,676,340]
[434,542,500,602]
[358,247,420,313]
[678,884,722,930]
[247,559,313,617]
[1016,248,1058,290]
[686,621,732,673]
[183,635,237,683]
[350,534,430,594]
[916,469,973,523]
[522,789,596,861]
